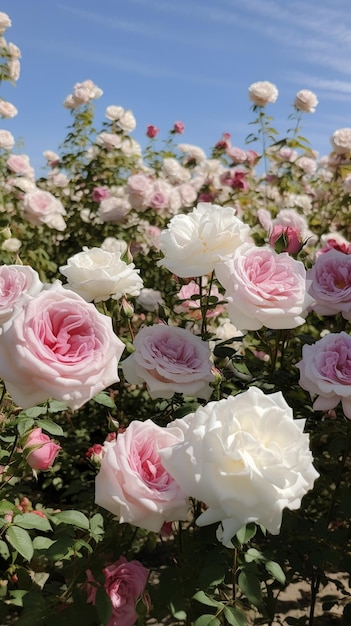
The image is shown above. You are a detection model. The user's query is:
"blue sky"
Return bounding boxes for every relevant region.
[1,0,351,175]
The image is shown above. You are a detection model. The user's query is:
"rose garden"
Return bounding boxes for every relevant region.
[0,10,351,626]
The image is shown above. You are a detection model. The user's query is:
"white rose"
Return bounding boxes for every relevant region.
[293,89,318,113]
[8,59,20,81]
[1,237,21,253]
[0,129,14,150]
[98,195,132,223]
[136,288,164,312]
[162,158,191,183]
[157,202,250,278]
[178,143,206,163]
[0,100,18,118]
[105,105,124,121]
[59,246,143,302]
[160,386,319,545]
[120,137,141,156]
[101,237,128,256]
[330,128,351,154]
[117,109,136,133]
[0,12,11,34]
[96,132,122,151]
[248,81,278,106]
[7,42,21,59]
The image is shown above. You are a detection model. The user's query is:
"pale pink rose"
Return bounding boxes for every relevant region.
[307,249,351,319]
[293,89,318,113]
[43,150,60,167]
[95,419,189,532]
[21,189,66,230]
[246,149,259,166]
[48,171,69,188]
[127,173,153,210]
[121,324,215,400]
[24,428,61,470]
[0,129,14,150]
[136,288,164,312]
[0,100,17,118]
[146,124,159,138]
[248,81,278,106]
[96,132,122,151]
[98,195,132,223]
[92,186,111,202]
[86,557,149,626]
[0,264,42,324]
[215,243,314,331]
[177,182,197,207]
[227,147,247,164]
[296,332,351,418]
[7,59,20,81]
[73,79,102,103]
[269,224,303,254]
[330,128,351,154]
[174,281,225,319]
[295,156,317,175]
[149,180,170,211]
[173,121,185,134]
[0,282,125,410]
[7,154,33,177]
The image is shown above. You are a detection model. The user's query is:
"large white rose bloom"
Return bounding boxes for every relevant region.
[59,246,143,302]
[330,128,351,154]
[157,202,250,278]
[160,386,319,545]
[248,81,278,106]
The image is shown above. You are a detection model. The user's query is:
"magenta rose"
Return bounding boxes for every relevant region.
[307,249,351,320]
[95,419,189,531]
[173,121,185,134]
[24,427,61,470]
[0,282,125,410]
[146,124,159,138]
[215,243,314,331]
[0,265,42,325]
[121,324,215,400]
[86,556,149,626]
[296,331,351,418]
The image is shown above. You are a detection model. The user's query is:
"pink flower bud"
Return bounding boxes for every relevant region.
[24,428,61,471]
[269,225,302,255]
[92,186,111,202]
[146,124,159,138]
[173,121,185,134]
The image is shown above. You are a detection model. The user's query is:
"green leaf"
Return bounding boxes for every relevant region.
[223,606,247,626]
[92,392,116,408]
[17,418,34,436]
[198,563,225,589]
[238,571,262,608]
[0,539,10,560]
[13,513,52,532]
[6,526,34,561]
[194,615,221,626]
[236,523,257,544]
[35,419,64,436]
[193,591,221,608]
[21,407,47,418]
[0,500,16,514]
[48,400,69,413]
[32,536,56,551]
[95,587,112,626]
[264,560,286,585]
[53,510,90,530]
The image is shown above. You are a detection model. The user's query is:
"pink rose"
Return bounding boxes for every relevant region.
[0,129,15,150]
[22,189,66,231]
[86,557,149,626]
[146,124,159,138]
[215,243,314,331]
[173,121,185,134]
[0,264,42,325]
[269,225,303,254]
[174,281,225,319]
[0,282,125,410]
[7,154,33,177]
[307,249,351,319]
[24,428,61,470]
[296,332,351,418]
[121,324,215,399]
[92,186,111,202]
[95,419,189,531]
